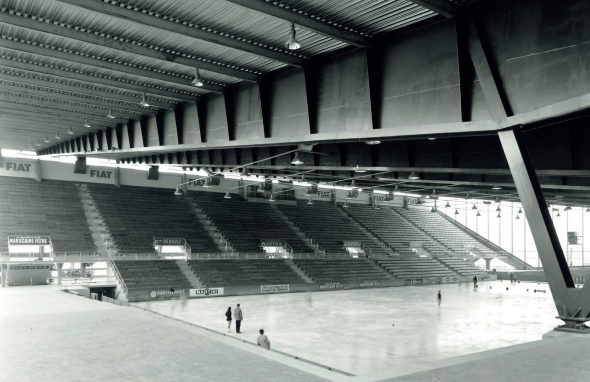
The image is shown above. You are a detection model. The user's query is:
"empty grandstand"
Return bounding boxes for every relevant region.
[0,177,95,253]
[88,185,219,254]
[277,201,392,255]
[292,258,392,284]
[376,257,458,279]
[115,260,191,292]
[188,259,303,287]
[188,191,314,254]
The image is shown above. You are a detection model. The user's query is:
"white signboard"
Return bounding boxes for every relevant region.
[189,287,225,297]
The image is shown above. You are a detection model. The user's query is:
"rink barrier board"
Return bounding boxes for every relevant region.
[124,274,496,302]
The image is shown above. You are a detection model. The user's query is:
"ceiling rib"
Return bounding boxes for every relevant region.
[53,0,307,67]
[406,0,458,18]
[0,39,224,93]
[0,72,173,109]
[0,102,124,124]
[223,0,370,47]
[0,11,260,82]
[0,83,153,115]
[0,58,197,101]
[0,93,132,123]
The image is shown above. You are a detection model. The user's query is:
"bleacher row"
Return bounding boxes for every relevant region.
[0,177,95,253]
[116,260,191,292]
[0,177,494,292]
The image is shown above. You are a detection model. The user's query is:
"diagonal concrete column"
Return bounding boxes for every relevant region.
[498,127,590,331]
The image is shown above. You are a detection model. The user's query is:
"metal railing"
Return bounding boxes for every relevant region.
[61,276,118,287]
[109,258,128,296]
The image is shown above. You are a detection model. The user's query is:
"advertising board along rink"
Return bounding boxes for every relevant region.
[133,280,560,377]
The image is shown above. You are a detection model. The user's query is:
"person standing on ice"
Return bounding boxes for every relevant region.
[437,290,442,306]
[225,307,232,333]
[473,275,478,289]
[234,304,243,333]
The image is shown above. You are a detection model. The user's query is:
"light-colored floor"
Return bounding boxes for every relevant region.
[135,281,561,378]
[3,282,590,382]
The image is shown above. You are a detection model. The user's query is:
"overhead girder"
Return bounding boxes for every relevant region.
[1,39,224,94]
[0,58,197,102]
[0,11,260,82]
[407,0,459,18]
[53,0,307,68]
[223,0,370,48]
[0,82,157,115]
[0,72,174,109]
[0,94,132,123]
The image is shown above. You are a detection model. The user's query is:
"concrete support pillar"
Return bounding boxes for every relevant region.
[57,263,64,286]
[80,263,86,278]
[1,264,7,287]
[485,258,492,270]
[498,127,590,329]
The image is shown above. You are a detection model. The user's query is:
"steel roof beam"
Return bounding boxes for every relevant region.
[0,58,196,102]
[54,0,307,68]
[406,0,458,18]
[223,0,370,48]
[0,12,260,82]
[0,109,116,128]
[0,101,127,124]
[1,39,224,93]
[0,95,130,123]
[0,83,156,115]
[0,72,173,109]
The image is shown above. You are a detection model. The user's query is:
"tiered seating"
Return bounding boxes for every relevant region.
[115,260,190,291]
[377,257,457,279]
[396,208,500,258]
[88,185,219,254]
[0,177,95,253]
[293,259,389,283]
[438,257,488,277]
[188,192,313,253]
[345,204,448,256]
[278,201,391,254]
[188,259,303,287]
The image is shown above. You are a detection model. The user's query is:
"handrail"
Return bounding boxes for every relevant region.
[109,257,128,296]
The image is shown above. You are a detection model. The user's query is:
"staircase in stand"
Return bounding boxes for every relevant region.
[366,258,395,279]
[77,184,117,256]
[175,260,203,288]
[284,259,314,283]
[391,208,455,255]
[271,205,321,254]
[186,197,235,253]
[336,205,394,255]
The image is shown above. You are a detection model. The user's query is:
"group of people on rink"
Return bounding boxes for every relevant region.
[225,304,271,350]
[509,273,518,283]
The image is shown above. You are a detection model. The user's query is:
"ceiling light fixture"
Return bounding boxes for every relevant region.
[586,207,590,213]
[472,204,477,210]
[346,191,353,200]
[454,209,459,215]
[35,140,41,147]
[44,136,50,143]
[174,187,183,196]
[408,172,420,180]
[365,140,381,145]
[518,208,523,214]
[84,118,91,128]
[516,215,520,220]
[192,69,203,87]
[257,183,265,193]
[284,23,301,50]
[139,92,149,107]
[430,207,436,213]
[374,203,380,210]
[564,205,572,211]
[476,211,481,217]
[556,211,561,217]
[496,206,501,212]
[55,131,61,139]
[107,109,115,119]
[445,202,451,208]
[497,213,501,218]
[291,152,303,165]
[67,127,74,135]
[268,193,275,202]
[354,165,366,173]
[307,197,314,205]
[416,199,422,205]
[495,197,500,203]
[492,185,502,190]
[224,191,231,199]
[343,200,349,208]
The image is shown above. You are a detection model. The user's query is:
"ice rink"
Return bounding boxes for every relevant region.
[135,280,561,377]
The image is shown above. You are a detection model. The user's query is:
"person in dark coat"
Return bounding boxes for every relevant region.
[437,290,442,306]
[473,276,478,289]
[225,307,232,333]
